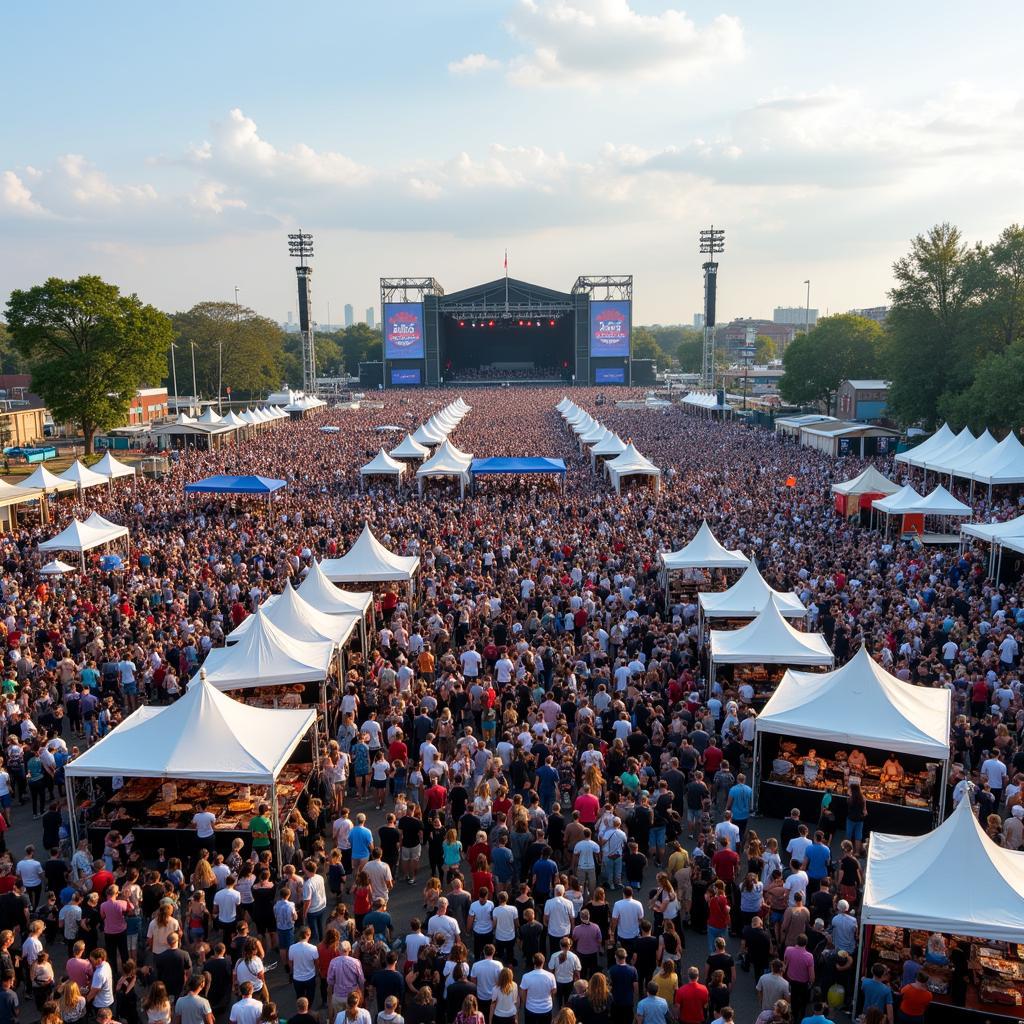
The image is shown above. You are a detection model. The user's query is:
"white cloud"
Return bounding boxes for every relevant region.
[448,53,501,75]
[502,0,744,86]
[188,181,247,215]
[0,171,48,216]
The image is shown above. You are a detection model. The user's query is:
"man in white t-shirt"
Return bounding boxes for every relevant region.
[543,884,575,949]
[213,876,242,940]
[572,831,601,897]
[610,887,645,948]
[287,926,320,1001]
[15,846,44,907]
[494,655,514,685]
[426,899,460,955]
[228,983,263,1024]
[460,644,482,680]
[519,953,557,1021]
[191,802,217,851]
[87,950,115,1009]
[469,944,504,1017]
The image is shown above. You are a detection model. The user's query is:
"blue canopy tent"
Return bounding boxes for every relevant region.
[469,457,567,494]
[184,475,287,504]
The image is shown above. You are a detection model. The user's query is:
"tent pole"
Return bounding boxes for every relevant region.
[751,731,761,814]
[270,781,283,867]
[66,776,78,852]
[852,921,867,1014]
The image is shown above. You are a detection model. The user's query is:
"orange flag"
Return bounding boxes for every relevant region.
[785,475,797,487]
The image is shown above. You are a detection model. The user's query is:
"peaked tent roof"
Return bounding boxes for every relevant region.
[699,559,807,619]
[93,452,137,480]
[60,459,109,490]
[591,432,627,457]
[221,410,247,427]
[21,465,77,494]
[659,521,748,571]
[360,449,406,477]
[871,483,924,515]
[966,431,1024,486]
[604,442,660,477]
[831,465,900,497]
[572,415,597,435]
[39,559,76,575]
[320,524,420,583]
[195,606,335,689]
[935,428,997,475]
[38,516,128,554]
[0,480,43,505]
[756,645,950,758]
[65,676,315,784]
[894,423,954,466]
[910,484,972,517]
[389,434,431,460]
[920,425,975,471]
[579,421,607,444]
[709,595,834,665]
[226,582,358,647]
[184,475,287,495]
[962,515,1024,544]
[195,406,224,425]
[298,559,374,616]
[862,796,1024,941]
[411,423,445,445]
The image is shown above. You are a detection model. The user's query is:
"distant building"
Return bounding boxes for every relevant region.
[719,365,785,392]
[848,306,889,324]
[344,304,354,327]
[774,306,818,332]
[837,379,890,423]
[286,311,294,325]
[366,306,376,329]
[0,408,44,447]
[715,319,796,358]
[693,313,705,329]
[129,387,169,426]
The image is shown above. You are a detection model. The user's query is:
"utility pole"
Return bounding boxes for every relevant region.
[190,341,198,404]
[169,343,179,414]
[699,226,725,391]
[804,279,811,337]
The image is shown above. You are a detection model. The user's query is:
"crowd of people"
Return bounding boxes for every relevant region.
[0,385,1019,1024]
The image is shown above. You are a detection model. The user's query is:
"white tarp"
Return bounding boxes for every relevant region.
[699,559,807,620]
[862,797,1024,942]
[390,434,431,460]
[710,596,834,666]
[298,560,374,616]
[22,465,77,494]
[895,423,954,466]
[831,466,900,498]
[359,449,406,479]
[226,583,358,647]
[93,452,137,480]
[320,523,420,583]
[756,646,951,759]
[65,675,315,784]
[660,521,748,571]
[196,606,335,689]
[60,460,109,491]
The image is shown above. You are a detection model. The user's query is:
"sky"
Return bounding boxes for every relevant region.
[2,0,1023,327]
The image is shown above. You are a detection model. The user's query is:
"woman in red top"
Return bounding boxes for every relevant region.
[471,856,493,898]
[705,880,731,954]
[898,973,933,1023]
[352,871,372,932]
[316,927,341,1008]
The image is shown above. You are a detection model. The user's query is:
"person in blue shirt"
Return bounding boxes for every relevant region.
[531,848,558,901]
[725,774,753,837]
[860,963,894,1021]
[349,812,374,872]
[799,1001,831,1024]
[534,756,559,815]
[636,981,669,1024]
[802,831,832,892]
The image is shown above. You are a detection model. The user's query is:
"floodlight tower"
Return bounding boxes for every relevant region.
[699,225,725,390]
[287,230,317,395]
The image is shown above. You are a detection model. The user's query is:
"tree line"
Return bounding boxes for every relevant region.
[1,280,381,449]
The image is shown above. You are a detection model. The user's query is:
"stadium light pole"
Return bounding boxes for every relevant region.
[287,231,317,395]
[699,226,725,391]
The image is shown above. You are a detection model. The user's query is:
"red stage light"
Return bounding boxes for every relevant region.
[488,320,495,327]
[549,319,555,327]
[518,320,524,326]
[459,320,465,327]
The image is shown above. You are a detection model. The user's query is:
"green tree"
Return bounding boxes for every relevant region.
[5,275,171,451]
[172,302,286,400]
[675,338,703,372]
[631,326,660,362]
[0,323,29,374]
[886,223,986,426]
[337,323,383,375]
[754,334,777,363]
[975,224,1024,352]
[779,313,884,412]
[939,338,1024,433]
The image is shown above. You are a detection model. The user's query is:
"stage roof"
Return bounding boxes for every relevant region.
[470,457,567,475]
[440,276,574,308]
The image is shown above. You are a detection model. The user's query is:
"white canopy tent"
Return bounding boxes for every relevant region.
[660,521,747,571]
[411,422,445,446]
[918,425,975,472]
[589,431,627,471]
[831,465,900,516]
[571,414,597,436]
[93,451,137,481]
[604,442,661,495]
[226,582,359,649]
[22,465,76,494]
[708,595,833,698]
[38,514,130,570]
[389,434,431,460]
[320,523,420,604]
[59,459,109,493]
[934,428,996,478]
[911,484,972,518]
[856,796,1024,1010]
[752,646,951,818]
[894,423,954,467]
[0,479,45,530]
[871,483,924,515]
[196,606,335,694]
[359,448,406,488]
[39,559,76,576]
[962,515,1024,577]
[579,421,607,446]
[417,439,473,498]
[298,559,373,653]
[965,431,1024,490]
[698,558,806,631]
[64,675,317,865]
